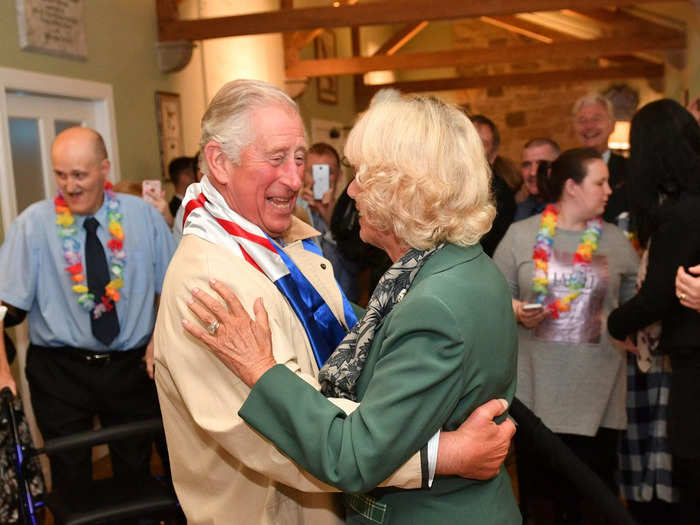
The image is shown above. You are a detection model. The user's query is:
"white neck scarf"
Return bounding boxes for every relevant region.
[181,176,288,281]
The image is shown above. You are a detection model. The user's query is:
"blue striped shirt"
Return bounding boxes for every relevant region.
[0,193,175,351]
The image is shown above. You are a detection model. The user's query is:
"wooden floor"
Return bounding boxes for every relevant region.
[40,447,167,525]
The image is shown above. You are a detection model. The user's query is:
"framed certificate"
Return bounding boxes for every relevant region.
[155,91,184,179]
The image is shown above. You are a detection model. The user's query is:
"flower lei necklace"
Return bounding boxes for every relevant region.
[532,204,602,319]
[55,181,125,319]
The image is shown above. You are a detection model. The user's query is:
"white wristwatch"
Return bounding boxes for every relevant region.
[0,305,7,322]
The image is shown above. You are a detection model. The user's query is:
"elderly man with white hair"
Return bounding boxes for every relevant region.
[154,80,516,525]
[572,93,628,225]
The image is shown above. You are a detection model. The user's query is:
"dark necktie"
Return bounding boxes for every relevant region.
[84,217,120,346]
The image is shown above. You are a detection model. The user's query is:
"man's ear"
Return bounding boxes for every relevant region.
[99,157,111,178]
[204,140,233,185]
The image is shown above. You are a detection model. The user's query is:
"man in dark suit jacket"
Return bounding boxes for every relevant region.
[573,94,628,225]
[470,115,516,256]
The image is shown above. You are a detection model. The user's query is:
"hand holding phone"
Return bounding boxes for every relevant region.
[312,164,331,200]
[522,303,543,311]
[515,299,549,329]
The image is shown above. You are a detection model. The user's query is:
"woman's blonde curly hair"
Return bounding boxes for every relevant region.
[345,90,495,250]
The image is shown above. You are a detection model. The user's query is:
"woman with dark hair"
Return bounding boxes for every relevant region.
[494,148,639,524]
[608,99,700,525]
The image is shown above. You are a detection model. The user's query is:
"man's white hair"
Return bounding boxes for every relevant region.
[572,93,614,119]
[199,79,299,177]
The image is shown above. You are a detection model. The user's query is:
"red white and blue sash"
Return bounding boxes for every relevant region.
[181,178,357,367]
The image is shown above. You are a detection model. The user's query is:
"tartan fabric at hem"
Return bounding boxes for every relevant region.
[619,353,678,503]
[345,493,388,524]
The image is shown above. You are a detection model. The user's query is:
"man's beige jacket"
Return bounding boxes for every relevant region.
[154,218,421,525]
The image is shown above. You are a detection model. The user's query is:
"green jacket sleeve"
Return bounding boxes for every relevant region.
[239,294,470,493]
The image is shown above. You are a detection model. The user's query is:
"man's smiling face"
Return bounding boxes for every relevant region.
[573,102,615,154]
[52,127,108,216]
[222,104,307,237]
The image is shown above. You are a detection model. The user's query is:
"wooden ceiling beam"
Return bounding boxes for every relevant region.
[478,15,577,43]
[157,0,682,41]
[351,26,368,113]
[285,35,684,78]
[358,63,663,95]
[373,21,429,55]
[282,0,359,69]
[564,7,683,37]
[285,0,360,51]
[287,29,324,50]
[600,54,655,65]
[281,0,300,67]
[155,0,178,23]
[477,14,662,66]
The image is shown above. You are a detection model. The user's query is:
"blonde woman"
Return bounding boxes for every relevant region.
[184,91,521,524]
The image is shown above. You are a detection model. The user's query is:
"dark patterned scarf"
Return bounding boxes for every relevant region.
[319,244,444,400]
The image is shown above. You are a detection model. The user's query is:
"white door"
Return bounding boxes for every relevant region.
[6,92,96,213]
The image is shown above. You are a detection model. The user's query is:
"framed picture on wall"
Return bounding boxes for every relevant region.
[314,30,338,105]
[155,91,184,180]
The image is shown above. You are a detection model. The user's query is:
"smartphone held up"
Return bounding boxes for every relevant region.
[141,179,162,198]
[312,164,330,200]
[522,303,543,311]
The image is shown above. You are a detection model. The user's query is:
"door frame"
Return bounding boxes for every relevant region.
[0,67,121,231]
